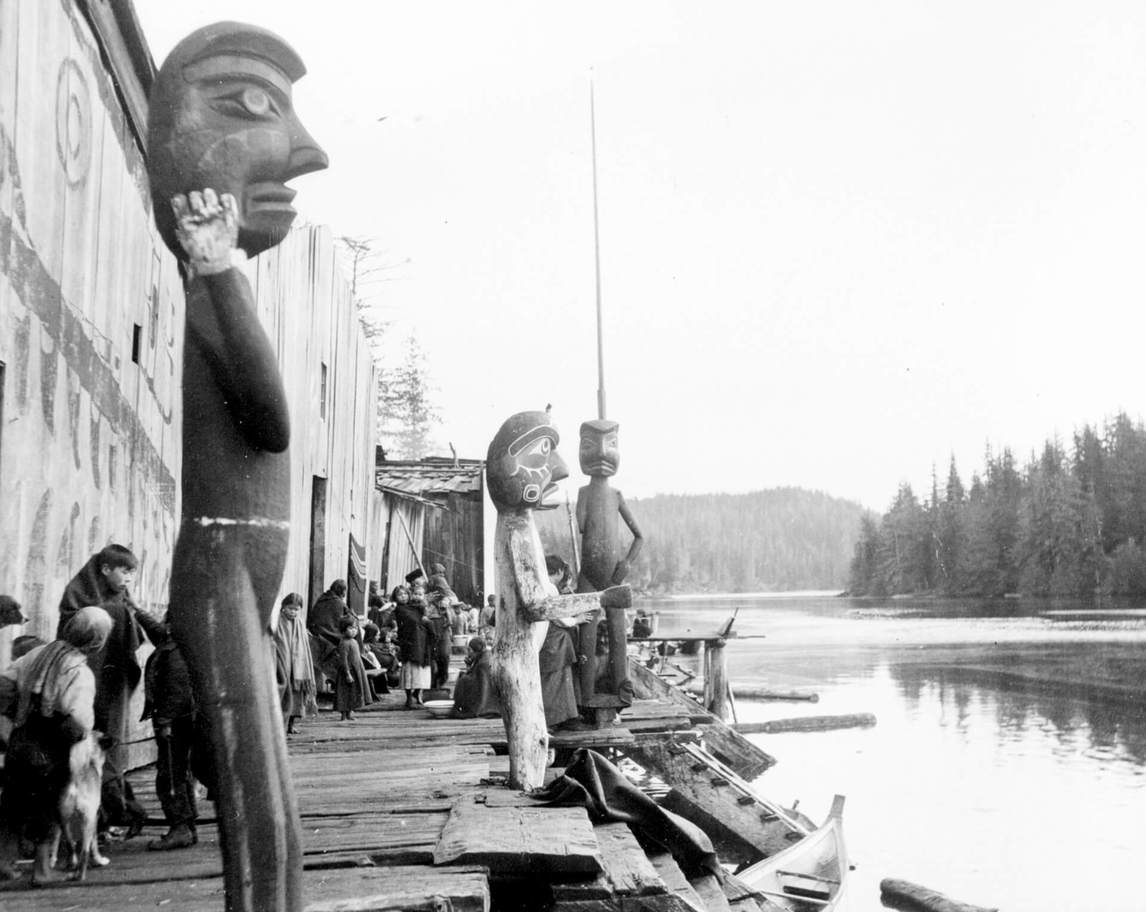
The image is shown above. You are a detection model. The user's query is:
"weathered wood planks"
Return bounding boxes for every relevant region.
[627,741,805,862]
[433,798,603,875]
[1,864,490,912]
[627,660,775,778]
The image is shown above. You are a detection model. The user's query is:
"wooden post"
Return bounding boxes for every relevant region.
[705,638,729,720]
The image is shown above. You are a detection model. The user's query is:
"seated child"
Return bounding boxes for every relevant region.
[451,637,501,719]
[361,622,396,698]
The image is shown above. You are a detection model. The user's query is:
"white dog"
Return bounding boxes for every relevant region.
[55,732,111,879]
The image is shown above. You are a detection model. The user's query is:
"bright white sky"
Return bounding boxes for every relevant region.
[135,1,1146,511]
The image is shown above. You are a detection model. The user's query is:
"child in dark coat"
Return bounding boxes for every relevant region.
[335,616,371,720]
[137,611,215,850]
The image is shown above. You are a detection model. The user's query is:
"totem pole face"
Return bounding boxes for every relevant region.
[486,411,569,510]
[579,419,620,478]
[148,22,328,259]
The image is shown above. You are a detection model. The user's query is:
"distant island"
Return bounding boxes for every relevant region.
[536,486,868,595]
[849,411,1146,599]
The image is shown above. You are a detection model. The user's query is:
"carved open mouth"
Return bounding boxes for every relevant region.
[538,482,563,510]
[246,182,297,214]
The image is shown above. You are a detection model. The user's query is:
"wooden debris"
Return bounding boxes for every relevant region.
[647,852,707,912]
[689,873,733,912]
[551,823,667,903]
[433,797,603,874]
[720,869,768,912]
[628,660,775,778]
[880,878,999,912]
[735,713,877,734]
[305,865,490,912]
[627,742,806,861]
[594,823,668,896]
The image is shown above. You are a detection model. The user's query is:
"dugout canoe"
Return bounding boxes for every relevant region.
[739,794,848,911]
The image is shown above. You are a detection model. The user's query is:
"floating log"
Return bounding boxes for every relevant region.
[684,682,819,703]
[735,713,877,734]
[880,877,999,912]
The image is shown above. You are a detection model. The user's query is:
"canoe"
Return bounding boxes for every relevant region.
[738,794,848,911]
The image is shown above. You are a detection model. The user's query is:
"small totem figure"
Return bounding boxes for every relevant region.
[575,419,643,710]
[148,22,327,912]
[486,411,630,790]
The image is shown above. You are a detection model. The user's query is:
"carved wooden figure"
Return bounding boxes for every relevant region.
[575,419,643,709]
[148,23,326,912]
[486,411,630,790]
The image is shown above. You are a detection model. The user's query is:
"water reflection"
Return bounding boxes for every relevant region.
[643,594,1146,910]
[889,659,1146,765]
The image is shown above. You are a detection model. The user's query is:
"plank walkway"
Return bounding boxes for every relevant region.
[0,660,779,911]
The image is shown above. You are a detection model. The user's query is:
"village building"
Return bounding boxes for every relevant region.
[374,454,487,605]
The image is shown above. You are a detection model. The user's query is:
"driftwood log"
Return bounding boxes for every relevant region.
[735,713,877,734]
[684,682,820,702]
[880,878,999,912]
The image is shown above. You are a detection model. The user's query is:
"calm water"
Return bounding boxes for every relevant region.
[637,594,1146,912]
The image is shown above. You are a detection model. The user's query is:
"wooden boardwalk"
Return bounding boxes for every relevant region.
[0,664,784,911]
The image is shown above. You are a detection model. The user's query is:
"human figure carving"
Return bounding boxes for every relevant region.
[486,411,630,789]
[147,22,326,912]
[575,419,643,709]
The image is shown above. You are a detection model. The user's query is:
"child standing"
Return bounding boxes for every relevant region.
[274,593,318,734]
[335,616,370,721]
[137,612,216,850]
[394,585,434,708]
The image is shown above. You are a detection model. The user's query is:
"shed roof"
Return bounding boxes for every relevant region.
[375,457,484,498]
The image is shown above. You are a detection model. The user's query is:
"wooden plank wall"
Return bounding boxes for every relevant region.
[423,492,484,604]
[382,494,425,592]
[0,0,184,650]
[247,225,381,607]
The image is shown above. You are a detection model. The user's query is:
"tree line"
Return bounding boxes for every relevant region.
[848,412,1146,598]
[535,487,866,594]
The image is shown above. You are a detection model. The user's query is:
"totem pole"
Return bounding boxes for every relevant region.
[576,419,644,716]
[147,23,326,912]
[486,411,630,790]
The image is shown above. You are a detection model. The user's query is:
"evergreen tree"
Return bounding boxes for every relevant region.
[378,335,441,459]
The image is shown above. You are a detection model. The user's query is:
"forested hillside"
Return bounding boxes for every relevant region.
[536,487,868,594]
[849,412,1146,598]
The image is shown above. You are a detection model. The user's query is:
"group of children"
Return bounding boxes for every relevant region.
[0,548,542,883]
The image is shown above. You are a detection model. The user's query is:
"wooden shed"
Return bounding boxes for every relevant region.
[375,455,486,606]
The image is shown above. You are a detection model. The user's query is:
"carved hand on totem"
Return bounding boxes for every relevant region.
[610,559,630,586]
[599,584,631,611]
[171,189,240,277]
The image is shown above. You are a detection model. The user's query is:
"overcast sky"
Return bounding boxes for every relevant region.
[135,1,1146,510]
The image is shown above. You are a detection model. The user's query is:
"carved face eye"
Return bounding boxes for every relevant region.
[210,84,280,121]
[242,86,272,117]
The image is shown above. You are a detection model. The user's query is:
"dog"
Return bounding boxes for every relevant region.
[54,732,112,880]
